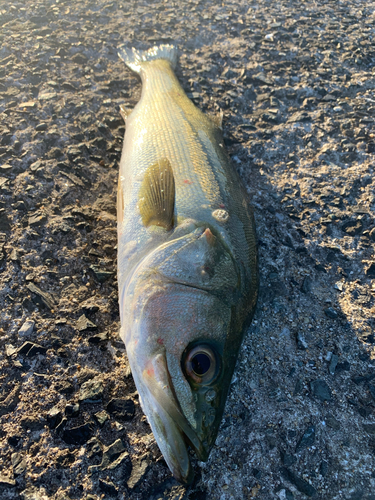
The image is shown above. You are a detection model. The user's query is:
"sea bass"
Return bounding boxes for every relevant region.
[117,44,258,483]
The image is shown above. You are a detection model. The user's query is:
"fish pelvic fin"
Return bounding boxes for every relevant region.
[138,158,175,231]
[118,44,178,75]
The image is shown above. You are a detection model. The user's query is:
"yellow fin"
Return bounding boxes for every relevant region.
[139,158,175,231]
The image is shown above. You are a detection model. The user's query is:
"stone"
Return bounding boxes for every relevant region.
[80,302,100,314]
[365,263,375,278]
[72,53,88,64]
[0,209,11,231]
[79,378,103,403]
[336,361,350,372]
[89,438,131,476]
[62,421,94,445]
[293,379,303,396]
[320,460,328,477]
[0,163,13,171]
[363,424,375,436]
[86,437,103,459]
[89,265,114,282]
[55,417,67,434]
[76,314,97,332]
[65,403,80,418]
[127,456,151,490]
[99,479,118,496]
[8,434,22,447]
[277,489,295,500]
[106,398,135,420]
[5,344,17,356]
[0,473,16,487]
[28,213,48,227]
[35,123,48,132]
[46,405,63,429]
[324,307,338,319]
[11,452,27,475]
[18,319,35,337]
[26,283,56,310]
[296,332,308,350]
[55,380,74,395]
[296,426,315,452]
[301,276,312,293]
[280,451,296,467]
[252,468,262,478]
[351,374,374,385]
[94,410,108,427]
[325,414,340,430]
[55,450,76,468]
[10,248,21,263]
[310,379,332,401]
[341,219,363,236]
[17,342,47,357]
[281,468,316,497]
[20,415,44,431]
[329,354,339,375]
[88,332,108,344]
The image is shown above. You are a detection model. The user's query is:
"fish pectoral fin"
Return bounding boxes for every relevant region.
[138,158,175,231]
[119,104,131,121]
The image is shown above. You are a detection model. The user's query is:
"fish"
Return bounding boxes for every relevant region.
[116,44,258,484]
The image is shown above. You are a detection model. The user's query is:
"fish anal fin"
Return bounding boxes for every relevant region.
[120,104,131,121]
[139,158,175,231]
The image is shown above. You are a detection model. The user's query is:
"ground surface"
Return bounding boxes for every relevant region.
[0,0,375,499]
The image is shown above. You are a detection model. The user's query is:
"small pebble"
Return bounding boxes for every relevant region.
[106,398,135,421]
[79,378,104,403]
[329,354,339,375]
[296,426,315,452]
[18,320,35,337]
[310,379,332,401]
[62,421,94,445]
[76,314,97,332]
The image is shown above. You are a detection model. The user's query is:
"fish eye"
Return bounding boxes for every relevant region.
[182,344,220,385]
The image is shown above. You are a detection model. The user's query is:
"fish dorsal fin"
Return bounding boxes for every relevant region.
[138,158,175,231]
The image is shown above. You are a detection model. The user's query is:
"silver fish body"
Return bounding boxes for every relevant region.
[117,44,258,483]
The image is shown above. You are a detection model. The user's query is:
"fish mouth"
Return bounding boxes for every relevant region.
[142,353,208,484]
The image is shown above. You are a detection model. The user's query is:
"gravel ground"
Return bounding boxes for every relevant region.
[1,0,375,499]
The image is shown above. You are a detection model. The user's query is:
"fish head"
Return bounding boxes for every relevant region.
[121,224,244,483]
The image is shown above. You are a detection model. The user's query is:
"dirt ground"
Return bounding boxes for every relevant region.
[0,0,375,499]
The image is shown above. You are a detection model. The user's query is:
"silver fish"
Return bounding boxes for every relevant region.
[117,44,258,483]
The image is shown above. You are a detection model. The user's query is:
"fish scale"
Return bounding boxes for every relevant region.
[116,44,258,484]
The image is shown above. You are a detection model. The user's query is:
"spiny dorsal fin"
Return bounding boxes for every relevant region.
[138,158,175,231]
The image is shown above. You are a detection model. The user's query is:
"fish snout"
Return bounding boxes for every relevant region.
[140,352,209,483]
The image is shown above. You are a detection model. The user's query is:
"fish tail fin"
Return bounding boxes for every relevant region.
[118,44,178,74]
